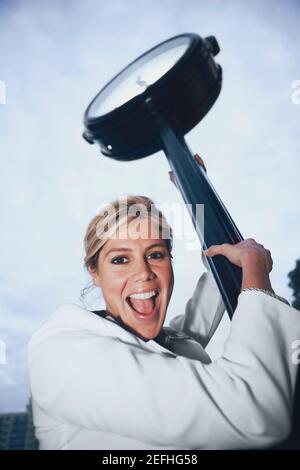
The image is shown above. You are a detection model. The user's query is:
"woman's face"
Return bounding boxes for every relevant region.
[91,217,174,341]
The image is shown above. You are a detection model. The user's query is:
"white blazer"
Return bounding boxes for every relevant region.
[27,268,300,450]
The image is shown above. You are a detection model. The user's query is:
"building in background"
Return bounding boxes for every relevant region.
[0,400,38,450]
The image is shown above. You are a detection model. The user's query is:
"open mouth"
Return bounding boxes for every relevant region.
[126,291,160,316]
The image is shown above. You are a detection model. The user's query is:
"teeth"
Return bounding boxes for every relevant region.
[129,290,157,300]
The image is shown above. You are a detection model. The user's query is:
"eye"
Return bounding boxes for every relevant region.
[111,256,128,265]
[147,251,165,260]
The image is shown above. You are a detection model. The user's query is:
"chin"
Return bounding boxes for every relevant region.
[136,325,161,342]
[128,313,165,341]
[134,310,165,336]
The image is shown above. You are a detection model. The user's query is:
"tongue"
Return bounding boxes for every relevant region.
[130,298,154,315]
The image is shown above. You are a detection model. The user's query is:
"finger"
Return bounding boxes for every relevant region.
[194,153,204,164]
[267,259,273,272]
[169,171,178,188]
[265,249,273,266]
[195,154,207,172]
[204,244,227,256]
[203,246,214,256]
[194,154,207,172]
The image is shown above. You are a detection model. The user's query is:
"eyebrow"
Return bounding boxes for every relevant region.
[104,243,167,257]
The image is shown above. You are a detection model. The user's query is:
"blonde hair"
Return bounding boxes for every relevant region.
[83,195,173,275]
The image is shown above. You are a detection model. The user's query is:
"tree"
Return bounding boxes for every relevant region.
[288,260,300,310]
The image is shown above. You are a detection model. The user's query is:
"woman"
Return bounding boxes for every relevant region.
[28,158,300,450]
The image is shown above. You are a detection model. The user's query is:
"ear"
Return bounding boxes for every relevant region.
[88,266,101,288]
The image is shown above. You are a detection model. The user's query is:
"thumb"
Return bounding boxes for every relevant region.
[203,245,220,257]
[203,246,213,256]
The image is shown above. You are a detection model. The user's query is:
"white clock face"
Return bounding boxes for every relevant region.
[88,36,191,118]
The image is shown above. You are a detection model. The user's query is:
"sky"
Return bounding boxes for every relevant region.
[0,0,299,412]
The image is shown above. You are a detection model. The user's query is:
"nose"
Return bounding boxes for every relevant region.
[132,256,156,282]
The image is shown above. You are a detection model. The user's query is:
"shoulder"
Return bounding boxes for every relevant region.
[27,303,110,353]
[46,302,101,326]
